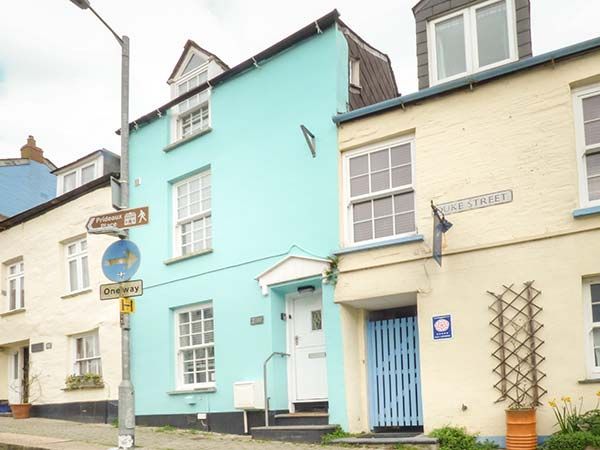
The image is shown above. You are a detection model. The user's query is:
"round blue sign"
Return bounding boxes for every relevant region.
[102,239,141,282]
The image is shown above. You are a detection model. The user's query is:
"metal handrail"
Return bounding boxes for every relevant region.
[263,352,289,427]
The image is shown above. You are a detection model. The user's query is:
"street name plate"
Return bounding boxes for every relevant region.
[87,206,149,232]
[100,280,143,300]
[437,190,513,215]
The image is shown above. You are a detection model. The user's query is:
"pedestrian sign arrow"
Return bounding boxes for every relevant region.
[100,280,143,301]
[87,206,149,232]
[102,240,141,282]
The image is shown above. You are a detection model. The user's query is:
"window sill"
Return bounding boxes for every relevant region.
[578,378,600,384]
[0,308,26,318]
[573,206,600,218]
[334,234,424,255]
[164,248,213,265]
[61,288,93,299]
[62,384,105,391]
[163,128,212,153]
[167,387,216,395]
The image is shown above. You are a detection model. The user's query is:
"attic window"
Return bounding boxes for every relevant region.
[182,53,203,76]
[349,58,361,88]
[428,0,517,85]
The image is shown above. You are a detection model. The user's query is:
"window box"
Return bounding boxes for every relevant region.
[64,373,104,391]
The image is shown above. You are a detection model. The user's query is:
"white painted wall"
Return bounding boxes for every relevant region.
[0,186,120,405]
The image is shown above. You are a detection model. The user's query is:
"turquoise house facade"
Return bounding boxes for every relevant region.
[128,11,396,434]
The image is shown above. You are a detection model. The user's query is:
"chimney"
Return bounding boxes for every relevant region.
[20,135,45,164]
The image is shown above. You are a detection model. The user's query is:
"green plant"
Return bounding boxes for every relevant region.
[429,426,498,450]
[577,409,600,435]
[323,256,340,286]
[156,425,177,433]
[394,444,420,450]
[321,426,352,445]
[111,418,118,428]
[64,373,103,390]
[542,431,600,450]
[548,397,582,434]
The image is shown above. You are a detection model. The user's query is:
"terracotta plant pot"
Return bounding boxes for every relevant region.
[9,403,32,419]
[506,408,537,450]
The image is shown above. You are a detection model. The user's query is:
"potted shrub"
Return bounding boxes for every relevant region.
[9,372,41,419]
[64,373,104,390]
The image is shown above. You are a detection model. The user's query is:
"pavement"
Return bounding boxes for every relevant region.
[0,417,367,450]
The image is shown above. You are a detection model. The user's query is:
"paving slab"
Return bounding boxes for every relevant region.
[0,417,377,450]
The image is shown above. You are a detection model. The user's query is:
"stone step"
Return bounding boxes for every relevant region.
[332,435,439,449]
[273,412,329,426]
[251,424,338,443]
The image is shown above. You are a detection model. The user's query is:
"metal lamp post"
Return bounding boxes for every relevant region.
[68,1,133,448]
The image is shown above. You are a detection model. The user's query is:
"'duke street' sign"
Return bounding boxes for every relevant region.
[87,206,149,232]
[437,190,513,216]
[100,280,143,300]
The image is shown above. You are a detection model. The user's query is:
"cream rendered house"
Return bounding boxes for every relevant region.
[0,150,122,422]
[333,0,600,445]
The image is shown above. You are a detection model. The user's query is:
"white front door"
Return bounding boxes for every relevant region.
[7,350,22,404]
[289,290,328,402]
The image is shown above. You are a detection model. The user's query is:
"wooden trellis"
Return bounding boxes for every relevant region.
[488,281,547,407]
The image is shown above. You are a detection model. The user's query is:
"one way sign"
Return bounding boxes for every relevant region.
[100,280,143,301]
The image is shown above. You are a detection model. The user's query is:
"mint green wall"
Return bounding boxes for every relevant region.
[129,25,349,428]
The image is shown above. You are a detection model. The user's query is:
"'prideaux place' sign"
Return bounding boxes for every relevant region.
[437,190,513,215]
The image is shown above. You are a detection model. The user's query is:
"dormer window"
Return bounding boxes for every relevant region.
[349,58,361,88]
[59,162,97,195]
[428,0,517,85]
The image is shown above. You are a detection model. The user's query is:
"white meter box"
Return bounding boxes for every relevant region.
[233,381,265,410]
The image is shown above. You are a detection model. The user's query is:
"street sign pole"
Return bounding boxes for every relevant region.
[118,35,135,449]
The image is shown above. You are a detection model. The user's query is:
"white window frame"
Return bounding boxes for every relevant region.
[65,238,89,294]
[6,261,24,311]
[342,135,417,247]
[58,160,99,195]
[170,90,212,144]
[174,302,215,390]
[172,171,212,257]
[349,57,361,88]
[573,84,600,208]
[427,0,518,86]
[72,331,102,376]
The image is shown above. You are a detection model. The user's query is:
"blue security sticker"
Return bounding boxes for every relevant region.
[432,314,452,340]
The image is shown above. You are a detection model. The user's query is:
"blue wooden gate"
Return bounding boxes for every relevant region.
[367,316,423,428]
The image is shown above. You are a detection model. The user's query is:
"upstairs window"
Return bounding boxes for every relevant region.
[173,171,212,256]
[59,162,98,194]
[573,85,600,206]
[66,238,89,293]
[429,0,517,85]
[6,261,24,311]
[344,137,416,245]
[73,331,101,375]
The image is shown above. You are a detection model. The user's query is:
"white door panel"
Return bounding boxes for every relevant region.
[7,350,21,404]
[291,291,328,401]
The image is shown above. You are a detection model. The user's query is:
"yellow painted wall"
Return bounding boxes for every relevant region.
[336,50,600,437]
[0,187,120,405]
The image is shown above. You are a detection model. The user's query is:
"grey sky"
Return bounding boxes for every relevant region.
[1,0,598,166]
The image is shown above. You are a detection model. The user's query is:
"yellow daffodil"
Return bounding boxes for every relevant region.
[561,396,572,403]
[549,400,557,408]
[596,391,600,397]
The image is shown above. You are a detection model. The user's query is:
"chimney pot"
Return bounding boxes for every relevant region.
[20,135,45,164]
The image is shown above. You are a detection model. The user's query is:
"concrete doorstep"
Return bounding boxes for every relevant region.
[0,432,107,450]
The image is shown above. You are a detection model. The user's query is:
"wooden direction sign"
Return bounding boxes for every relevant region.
[100,280,143,300]
[87,206,149,232]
